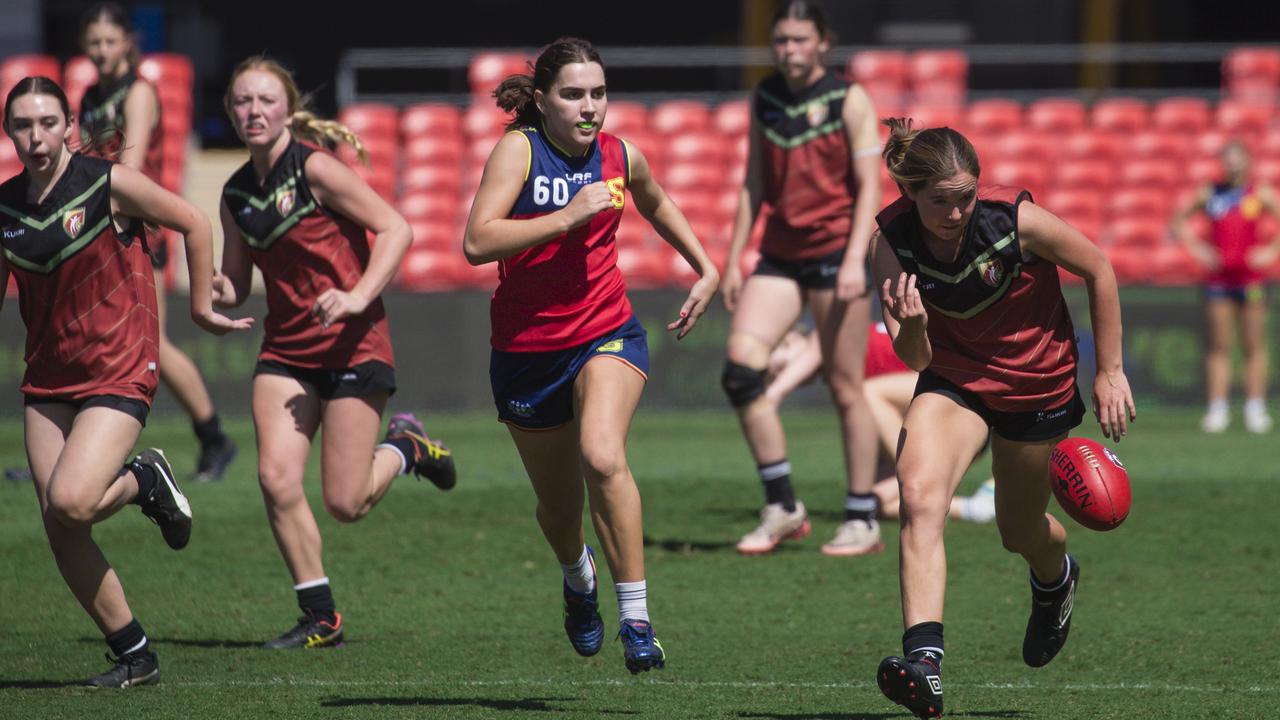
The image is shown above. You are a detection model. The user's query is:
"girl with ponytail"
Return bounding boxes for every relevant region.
[217,56,457,650]
[464,36,719,674]
[870,117,1134,718]
[79,2,238,481]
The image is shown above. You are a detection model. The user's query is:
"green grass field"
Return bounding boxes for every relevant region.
[0,406,1275,719]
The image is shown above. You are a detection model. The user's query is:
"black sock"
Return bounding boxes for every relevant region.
[127,461,158,506]
[193,414,225,448]
[105,618,149,658]
[903,621,944,668]
[296,581,337,623]
[1030,556,1072,596]
[382,436,419,473]
[843,492,878,522]
[758,460,795,512]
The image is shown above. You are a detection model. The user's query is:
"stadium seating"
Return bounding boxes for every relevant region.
[903,103,963,130]
[62,55,98,112]
[1091,98,1149,133]
[1151,97,1212,133]
[1054,159,1114,191]
[712,99,750,137]
[401,103,462,138]
[847,50,909,111]
[1222,47,1280,102]
[467,53,531,96]
[650,101,711,135]
[0,54,61,97]
[908,50,967,103]
[1215,100,1272,137]
[965,99,1023,135]
[404,134,464,168]
[1131,130,1189,163]
[1109,188,1170,221]
[1026,98,1088,133]
[1060,129,1123,164]
[605,100,649,137]
[1119,158,1182,190]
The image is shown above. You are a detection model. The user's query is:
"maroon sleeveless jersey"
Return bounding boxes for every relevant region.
[0,154,159,403]
[221,139,394,369]
[876,186,1078,412]
[79,70,165,184]
[755,72,858,260]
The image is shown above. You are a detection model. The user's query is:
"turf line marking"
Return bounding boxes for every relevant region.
[168,678,1278,694]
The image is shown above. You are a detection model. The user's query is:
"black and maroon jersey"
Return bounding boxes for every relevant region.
[754,71,858,260]
[79,70,164,184]
[221,138,394,369]
[0,154,159,403]
[876,186,1078,412]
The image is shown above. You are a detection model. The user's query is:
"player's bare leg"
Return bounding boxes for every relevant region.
[318,393,401,522]
[1201,297,1235,432]
[1240,295,1272,432]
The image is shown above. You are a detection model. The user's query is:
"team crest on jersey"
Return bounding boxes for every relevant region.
[978,258,1003,287]
[1242,194,1262,220]
[276,189,296,216]
[506,399,535,418]
[62,207,86,238]
[805,101,829,128]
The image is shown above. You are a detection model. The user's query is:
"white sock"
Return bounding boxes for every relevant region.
[560,547,595,594]
[293,576,330,591]
[1245,397,1268,416]
[1207,398,1229,416]
[375,442,409,475]
[616,580,649,623]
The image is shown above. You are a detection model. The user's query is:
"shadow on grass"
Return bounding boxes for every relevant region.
[737,707,1024,712]
[643,535,738,553]
[0,679,76,690]
[79,636,263,649]
[321,696,570,712]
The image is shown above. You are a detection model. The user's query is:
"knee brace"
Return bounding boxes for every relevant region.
[721,361,767,408]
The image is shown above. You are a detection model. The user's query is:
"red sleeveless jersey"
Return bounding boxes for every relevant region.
[1205,184,1265,286]
[79,71,165,184]
[877,186,1079,412]
[0,155,159,403]
[490,127,632,352]
[755,72,859,260]
[221,140,394,368]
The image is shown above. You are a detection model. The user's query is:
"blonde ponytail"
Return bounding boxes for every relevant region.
[881,116,980,194]
[291,110,369,165]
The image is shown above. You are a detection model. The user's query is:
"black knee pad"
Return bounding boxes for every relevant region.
[721,361,766,408]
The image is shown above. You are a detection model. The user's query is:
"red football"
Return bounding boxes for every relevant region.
[1049,437,1131,531]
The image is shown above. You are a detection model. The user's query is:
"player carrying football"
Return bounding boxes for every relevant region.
[869,118,1136,719]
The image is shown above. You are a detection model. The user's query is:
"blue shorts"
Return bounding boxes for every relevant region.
[490,316,649,430]
[1204,282,1265,304]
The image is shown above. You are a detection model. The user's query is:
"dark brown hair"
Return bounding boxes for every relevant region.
[882,117,981,194]
[771,0,833,41]
[493,37,604,129]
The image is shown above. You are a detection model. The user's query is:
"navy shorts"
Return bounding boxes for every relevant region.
[24,394,151,426]
[490,316,649,430]
[914,369,1085,443]
[254,359,397,401]
[1204,282,1265,304]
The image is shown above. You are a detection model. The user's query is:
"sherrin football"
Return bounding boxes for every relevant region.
[1049,437,1131,531]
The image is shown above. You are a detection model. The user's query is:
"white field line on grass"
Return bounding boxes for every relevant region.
[169,677,1278,694]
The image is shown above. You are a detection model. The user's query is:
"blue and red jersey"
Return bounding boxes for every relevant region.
[490,125,633,352]
[1206,184,1265,287]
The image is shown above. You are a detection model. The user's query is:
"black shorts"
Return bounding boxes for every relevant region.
[23,394,151,426]
[914,369,1085,443]
[254,359,397,401]
[753,247,850,290]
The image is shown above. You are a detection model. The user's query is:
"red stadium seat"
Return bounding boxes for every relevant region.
[859,82,906,118]
[650,101,711,135]
[712,99,750,137]
[1053,159,1115,191]
[908,50,967,102]
[406,220,459,251]
[1223,47,1280,101]
[903,104,963,130]
[987,130,1056,163]
[665,131,726,165]
[397,247,469,291]
[604,100,649,137]
[1,54,62,93]
[727,133,749,166]
[468,53,531,96]
[985,160,1048,197]
[1215,101,1272,136]
[848,50,910,88]
[402,163,462,194]
[1042,188,1105,226]
[1193,129,1237,159]
[463,102,510,140]
[1131,130,1189,163]
[1026,98,1087,134]
[1109,188,1169,221]
[1090,98,1149,133]
[965,99,1023,135]
[1149,244,1205,285]
[664,186,718,217]
[1059,130,1123,164]
[63,56,98,112]
[662,162,723,190]
[1186,157,1223,187]
[616,245,673,290]
[404,135,463,167]
[1253,158,1280,186]
[1259,129,1280,159]
[467,137,501,166]
[399,192,460,224]
[1117,157,1179,194]
[338,104,399,143]
[1109,217,1168,249]
[138,54,193,87]
[1151,97,1212,134]
[401,103,461,139]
